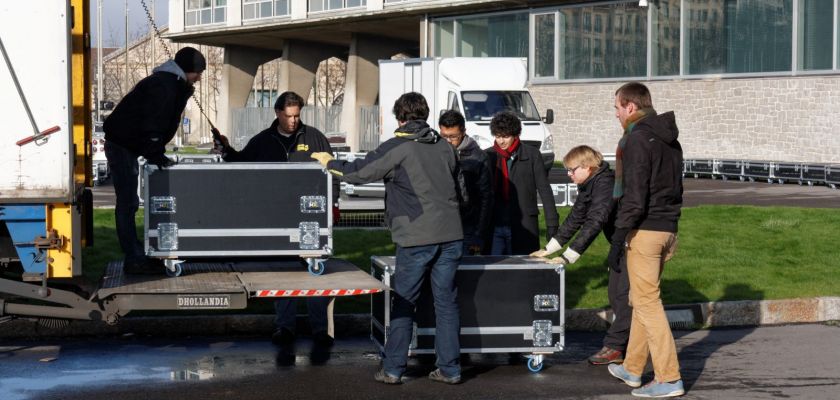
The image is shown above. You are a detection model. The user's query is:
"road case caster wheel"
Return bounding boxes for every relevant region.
[527,355,544,373]
[307,259,326,276]
[166,263,182,277]
[164,260,184,277]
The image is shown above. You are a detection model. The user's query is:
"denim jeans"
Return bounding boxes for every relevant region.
[104,141,144,263]
[383,240,463,378]
[490,226,512,256]
[274,297,331,334]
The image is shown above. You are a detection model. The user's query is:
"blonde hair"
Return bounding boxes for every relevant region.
[563,145,604,169]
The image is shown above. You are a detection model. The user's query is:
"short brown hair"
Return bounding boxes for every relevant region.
[275,91,305,111]
[615,82,653,109]
[563,145,604,170]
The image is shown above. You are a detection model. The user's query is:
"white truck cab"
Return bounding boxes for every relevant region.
[379,57,555,169]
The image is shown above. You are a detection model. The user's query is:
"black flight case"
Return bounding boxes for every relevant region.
[143,163,333,276]
[371,255,565,372]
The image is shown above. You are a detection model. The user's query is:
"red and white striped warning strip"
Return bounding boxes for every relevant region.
[255,288,383,297]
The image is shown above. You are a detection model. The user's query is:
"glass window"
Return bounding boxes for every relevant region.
[309,0,323,12]
[798,0,833,70]
[275,0,289,15]
[461,91,541,121]
[558,3,647,79]
[457,12,528,57]
[328,0,342,10]
[260,1,272,17]
[434,20,455,57]
[534,13,555,78]
[686,0,792,74]
[652,0,680,76]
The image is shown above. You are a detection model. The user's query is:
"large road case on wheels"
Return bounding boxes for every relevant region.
[371,255,565,372]
[143,163,333,276]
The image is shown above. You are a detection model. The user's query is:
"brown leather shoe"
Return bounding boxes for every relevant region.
[588,346,624,365]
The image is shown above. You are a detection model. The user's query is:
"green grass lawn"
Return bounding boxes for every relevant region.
[85,206,840,314]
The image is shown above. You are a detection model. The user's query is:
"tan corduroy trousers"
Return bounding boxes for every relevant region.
[622,229,681,382]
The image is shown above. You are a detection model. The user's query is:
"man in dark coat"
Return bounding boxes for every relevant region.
[485,111,559,255]
[606,82,685,398]
[214,91,337,351]
[439,110,493,255]
[530,145,630,365]
[311,92,464,385]
[103,46,205,274]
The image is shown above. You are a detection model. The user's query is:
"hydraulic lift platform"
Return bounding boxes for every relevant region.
[1,259,387,325]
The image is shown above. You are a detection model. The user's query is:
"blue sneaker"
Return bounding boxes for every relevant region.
[607,364,642,388]
[631,380,685,398]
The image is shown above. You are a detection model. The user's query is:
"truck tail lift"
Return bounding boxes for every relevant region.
[0,1,385,326]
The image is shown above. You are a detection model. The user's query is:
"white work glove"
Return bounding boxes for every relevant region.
[530,238,563,258]
[550,247,581,265]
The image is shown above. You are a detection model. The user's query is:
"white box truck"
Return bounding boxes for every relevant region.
[379,57,556,169]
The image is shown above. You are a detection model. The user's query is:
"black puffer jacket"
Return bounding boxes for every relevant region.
[104,60,193,161]
[553,161,617,253]
[456,136,493,241]
[615,110,683,233]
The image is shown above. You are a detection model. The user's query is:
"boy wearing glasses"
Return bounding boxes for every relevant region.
[531,145,630,366]
[439,110,493,255]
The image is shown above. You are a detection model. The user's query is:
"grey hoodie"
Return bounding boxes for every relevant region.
[326,120,464,247]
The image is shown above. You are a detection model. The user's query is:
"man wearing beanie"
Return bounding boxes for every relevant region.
[103,46,206,275]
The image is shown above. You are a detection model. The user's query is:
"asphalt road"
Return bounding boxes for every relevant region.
[1,323,837,400]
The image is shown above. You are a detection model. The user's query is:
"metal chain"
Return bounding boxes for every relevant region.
[139,0,216,131]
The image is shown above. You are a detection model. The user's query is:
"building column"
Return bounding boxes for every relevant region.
[341,34,414,151]
[217,45,282,136]
[277,40,344,104]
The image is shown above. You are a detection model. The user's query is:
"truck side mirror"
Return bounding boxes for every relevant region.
[543,109,554,125]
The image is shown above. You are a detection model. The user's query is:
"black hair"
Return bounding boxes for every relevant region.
[274,91,305,111]
[490,111,522,137]
[438,109,466,132]
[392,92,429,122]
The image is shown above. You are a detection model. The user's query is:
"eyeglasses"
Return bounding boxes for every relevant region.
[566,166,582,175]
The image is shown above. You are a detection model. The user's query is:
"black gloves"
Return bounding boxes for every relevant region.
[545,226,559,243]
[147,154,175,169]
[608,228,630,272]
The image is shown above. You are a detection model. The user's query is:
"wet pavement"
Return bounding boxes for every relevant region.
[1,324,838,400]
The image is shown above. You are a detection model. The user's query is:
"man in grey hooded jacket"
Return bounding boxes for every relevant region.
[103,47,205,274]
[311,92,464,385]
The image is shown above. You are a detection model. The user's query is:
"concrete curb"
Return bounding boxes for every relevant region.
[1,297,838,339]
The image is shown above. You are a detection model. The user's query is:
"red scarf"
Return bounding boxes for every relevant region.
[493,137,520,202]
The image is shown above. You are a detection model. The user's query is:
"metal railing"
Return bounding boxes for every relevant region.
[359,105,380,151]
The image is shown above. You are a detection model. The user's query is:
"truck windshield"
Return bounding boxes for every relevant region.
[461,91,542,122]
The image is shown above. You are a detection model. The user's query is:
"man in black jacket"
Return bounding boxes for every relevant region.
[311,92,464,385]
[486,111,559,255]
[103,46,205,274]
[439,110,492,255]
[605,82,685,398]
[214,91,336,350]
[530,145,630,365]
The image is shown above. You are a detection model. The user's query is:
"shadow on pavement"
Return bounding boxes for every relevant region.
[676,283,763,391]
